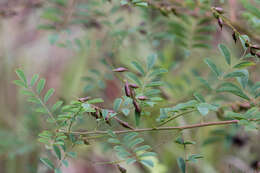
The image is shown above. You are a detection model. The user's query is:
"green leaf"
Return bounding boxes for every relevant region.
[108,138,121,144]
[140,159,154,168]
[123,132,138,143]
[54,168,62,173]
[127,138,144,149]
[113,98,122,111]
[135,2,148,7]
[139,152,157,158]
[51,101,63,111]
[224,71,246,79]
[177,157,186,173]
[204,58,222,77]
[82,103,96,112]
[131,61,145,75]
[13,80,27,88]
[44,88,55,103]
[40,158,54,169]
[53,145,61,160]
[62,160,69,167]
[101,109,109,119]
[233,61,255,69]
[197,103,218,116]
[218,44,231,65]
[67,152,77,158]
[15,69,27,85]
[30,74,39,86]
[88,98,104,104]
[193,92,205,102]
[135,111,141,126]
[147,53,157,70]
[187,154,203,162]
[217,82,250,100]
[149,68,168,77]
[122,108,130,116]
[126,72,142,86]
[126,158,136,164]
[134,145,151,153]
[145,81,164,87]
[36,79,46,94]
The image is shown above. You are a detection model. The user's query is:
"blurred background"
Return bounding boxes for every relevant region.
[1,0,260,172]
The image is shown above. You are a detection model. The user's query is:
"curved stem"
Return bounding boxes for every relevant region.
[59,119,239,135]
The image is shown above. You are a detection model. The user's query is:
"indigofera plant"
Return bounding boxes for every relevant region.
[12,1,260,173]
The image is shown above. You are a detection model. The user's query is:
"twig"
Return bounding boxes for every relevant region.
[59,119,239,135]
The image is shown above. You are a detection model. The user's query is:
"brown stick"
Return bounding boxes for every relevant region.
[59,120,239,135]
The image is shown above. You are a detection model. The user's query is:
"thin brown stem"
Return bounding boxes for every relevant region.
[59,120,239,135]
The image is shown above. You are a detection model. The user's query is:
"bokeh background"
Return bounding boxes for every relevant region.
[1,0,260,172]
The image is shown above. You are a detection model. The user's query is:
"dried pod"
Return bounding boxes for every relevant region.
[256,52,260,58]
[250,47,256,56]
[137,96,148,101]
[133,100,141,113]
[214,7,224,14]
[232,31,237,43]
[217,17,223,30]
[117,164,127,173]
[238,102,251,111]
[231,104,239,112]
[129,83,139,89]
[113,67,128,72]
[78,96,91,102]
[131,89,135,98]
[124,81,131,97]
[251,45,260,50]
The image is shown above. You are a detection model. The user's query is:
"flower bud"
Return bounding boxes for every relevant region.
[232,31,237,43]
[124,81,131,97]
[214,7,224,14]
[129,83,139,89]
[113,67,128,72]
[133,100,141,113]
[137,96,148,100]
[218,17,223,30]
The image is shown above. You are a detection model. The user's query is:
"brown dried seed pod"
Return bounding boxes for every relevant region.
[133,100,141,113]
[251,45,260,50]
[124,81,131,97]
[129,83,139,89]
[232,31,237,43]
[117,164,127,173]
[250,47,256,56]
[214,7,224,14]
[256,52,260,58]
[137,96,148,100]
[218,17,223,30]
[113,67,128,72]
[78,96,91,102]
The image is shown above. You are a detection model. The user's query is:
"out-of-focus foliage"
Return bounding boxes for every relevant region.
[1,0,260,173]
